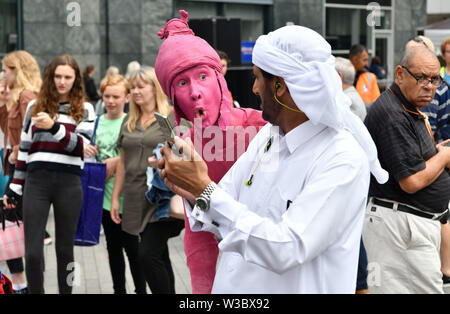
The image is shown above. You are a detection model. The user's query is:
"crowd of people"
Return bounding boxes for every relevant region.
[1,9,450,294]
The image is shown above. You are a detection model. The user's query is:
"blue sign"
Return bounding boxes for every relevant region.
[241,41,256,64]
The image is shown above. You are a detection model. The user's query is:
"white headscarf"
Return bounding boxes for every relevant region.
[253,25,388,184]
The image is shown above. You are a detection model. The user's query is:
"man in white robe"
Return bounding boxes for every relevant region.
[157,25,388,294]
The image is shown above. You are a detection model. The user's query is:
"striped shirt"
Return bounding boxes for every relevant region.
[365,83,450,214]
[10,101,96,196]
[421,82,450,142]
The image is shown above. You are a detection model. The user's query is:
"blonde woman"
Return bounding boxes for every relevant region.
[111,66,184,294]
[125,61,140,81]
[0,50,41,294]
[0,72,9,147]
[1,51,41,173]
[104,66,120,80]
[84,74,147,294]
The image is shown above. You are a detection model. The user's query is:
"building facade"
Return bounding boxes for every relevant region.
[1,0,427,107]
[428,0,450,25]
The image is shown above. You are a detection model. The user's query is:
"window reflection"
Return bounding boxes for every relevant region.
[325,7,391,51]
[0,0,18,56]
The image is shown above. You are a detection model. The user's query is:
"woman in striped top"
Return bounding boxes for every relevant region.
[3,55,96,294]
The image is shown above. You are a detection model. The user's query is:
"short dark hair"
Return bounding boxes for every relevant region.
[216,50,231,64]
[349,44,367,59]
[371,56,381,67]
[83,64,95,78]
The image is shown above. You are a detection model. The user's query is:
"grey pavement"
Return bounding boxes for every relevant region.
[0,207,192,294]
[2,208,449,294]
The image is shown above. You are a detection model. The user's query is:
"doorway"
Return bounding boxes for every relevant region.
[373,31,394,91]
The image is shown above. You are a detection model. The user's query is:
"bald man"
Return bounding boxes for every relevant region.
[363,46,450,294]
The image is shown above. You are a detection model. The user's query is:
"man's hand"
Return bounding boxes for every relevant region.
[32,112,55,130]
[437,140,450,169]
[165,179,196,207]
[159,137,211,198]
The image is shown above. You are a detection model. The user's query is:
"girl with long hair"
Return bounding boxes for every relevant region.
[111,66,184,294]
[0,50,42,294]
[3,55,96,294]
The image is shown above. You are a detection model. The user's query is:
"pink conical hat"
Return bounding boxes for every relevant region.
[155,10,232,128]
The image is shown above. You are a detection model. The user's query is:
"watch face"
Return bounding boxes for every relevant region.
[196,197,208,211]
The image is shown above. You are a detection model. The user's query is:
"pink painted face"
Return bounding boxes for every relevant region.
[172,65,221,128]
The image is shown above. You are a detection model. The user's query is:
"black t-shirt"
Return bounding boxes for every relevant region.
[365,83,450,213]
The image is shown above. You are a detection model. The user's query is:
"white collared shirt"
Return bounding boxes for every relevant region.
[186,121,371,294]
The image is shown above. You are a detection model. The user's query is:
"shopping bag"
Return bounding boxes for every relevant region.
[0,271,14,294]
[74,162,106,246]
[0,204,25,261]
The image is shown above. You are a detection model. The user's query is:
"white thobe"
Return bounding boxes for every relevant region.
[186,122,371,294]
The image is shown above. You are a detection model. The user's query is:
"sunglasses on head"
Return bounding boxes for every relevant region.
[410,36,429,49]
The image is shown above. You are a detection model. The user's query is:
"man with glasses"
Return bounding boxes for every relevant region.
[363,46,450,294]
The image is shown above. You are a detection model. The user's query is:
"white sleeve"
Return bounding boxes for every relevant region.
[196,151,370,275]
[78,102,97,149]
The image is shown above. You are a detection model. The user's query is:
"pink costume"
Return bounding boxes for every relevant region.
[155,11,267,293]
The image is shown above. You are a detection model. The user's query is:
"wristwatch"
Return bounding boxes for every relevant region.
[195,182,217,212]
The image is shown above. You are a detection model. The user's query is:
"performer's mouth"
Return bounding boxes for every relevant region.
[195,109,205,119]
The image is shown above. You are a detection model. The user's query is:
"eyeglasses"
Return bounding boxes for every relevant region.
[402,66,443,87]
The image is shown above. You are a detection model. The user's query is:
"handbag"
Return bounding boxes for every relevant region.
[0,203,25,262]
[75,116,106,246]
[0,271,14,294]
[0,148,9,195]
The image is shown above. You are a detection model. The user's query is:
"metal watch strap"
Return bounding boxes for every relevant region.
[200,182,217,200]
[195,182,217,212]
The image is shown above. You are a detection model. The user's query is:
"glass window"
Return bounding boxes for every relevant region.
[173,0,217,18]
[224,3,264,42]
[0,0,18,57]
[326,7,373,51]
[325,6,392,52]
[375,9,392,30]
[174,1,265,42]
[326,0,391,6]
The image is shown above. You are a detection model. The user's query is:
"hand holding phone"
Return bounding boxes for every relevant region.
[155,112,176,147]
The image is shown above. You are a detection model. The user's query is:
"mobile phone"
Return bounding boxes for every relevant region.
[155,112,176,146]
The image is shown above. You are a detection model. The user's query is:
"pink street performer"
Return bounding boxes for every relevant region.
[155,10,267,293]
